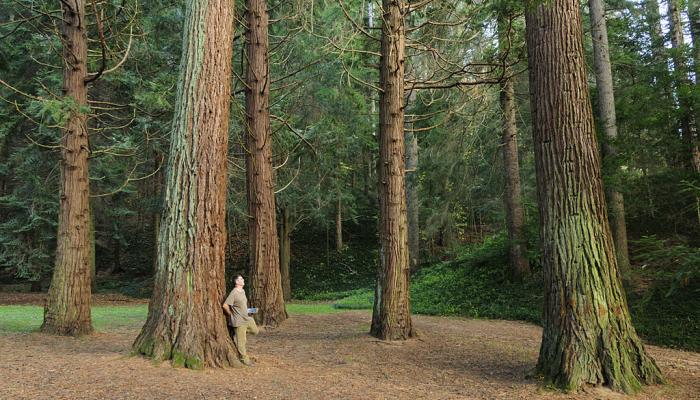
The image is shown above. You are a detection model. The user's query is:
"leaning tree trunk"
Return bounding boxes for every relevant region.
[245,0,287,327]
[588,0,631,272]
[497,14,530,281]
[41,0,93,336]
[132,0,239,369]
[370,0,414,341]
[279,207,292,301]
[525,0,664,393]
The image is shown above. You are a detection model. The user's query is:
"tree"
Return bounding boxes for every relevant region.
[245,0,288,327]
[525,0,664,393]
[405,128,419,271]
[370,0,414,340]
[279,206,292,301]
[41,0,93,336]
[132,0,239,368]
[497,11,530,280]
[668,0,698,171]
[588,0,631,272]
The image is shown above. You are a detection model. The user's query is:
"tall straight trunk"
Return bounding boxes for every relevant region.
[151,150,163,274]
[685,1,700,174]
[525,0,664,393]
[497,15,530,280]
[405,129,419,272]
[245,0,287,327]
[668,0,698,170]
[89,201,96,291]
[41,0,93,336]
[335,194,343,251]
[686,0,700,224]
[132,0,239,369]
[370,0,413,341]
[279,207,291,301]
[588,0,631,272]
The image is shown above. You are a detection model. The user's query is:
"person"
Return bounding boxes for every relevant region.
[222,275,259,366]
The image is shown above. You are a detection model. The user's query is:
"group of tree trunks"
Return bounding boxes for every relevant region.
[41,0,668,393]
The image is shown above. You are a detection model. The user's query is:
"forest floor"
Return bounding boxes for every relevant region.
[1,294,699,400]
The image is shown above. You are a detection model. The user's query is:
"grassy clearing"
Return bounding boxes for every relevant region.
[0,302,345,334]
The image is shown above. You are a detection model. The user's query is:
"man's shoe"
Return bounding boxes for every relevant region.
[242,359,254,367]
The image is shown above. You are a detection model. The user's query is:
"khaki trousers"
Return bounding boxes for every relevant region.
[234,318,259,362]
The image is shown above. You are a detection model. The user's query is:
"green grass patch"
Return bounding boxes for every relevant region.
[0,302,345,334]
[0,304,149,333]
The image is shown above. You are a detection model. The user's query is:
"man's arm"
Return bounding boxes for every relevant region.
[222,303,232,316]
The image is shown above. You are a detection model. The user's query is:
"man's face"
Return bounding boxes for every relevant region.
[236,277,245,287]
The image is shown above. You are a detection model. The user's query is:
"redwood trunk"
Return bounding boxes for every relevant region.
[245,0,287,327]
[588,0,631,272]
[370,0,414,341]
[41,0,93,336]
[279,207,292,301]
[132,0,239,368]
[498,15,530,280]
[525,0,664,393]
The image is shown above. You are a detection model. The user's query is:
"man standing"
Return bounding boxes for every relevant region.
[223,275,260,366]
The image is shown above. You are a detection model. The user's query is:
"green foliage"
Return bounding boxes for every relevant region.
[632,235,700,295]
[333,234,543,323]
[291,237,378,299]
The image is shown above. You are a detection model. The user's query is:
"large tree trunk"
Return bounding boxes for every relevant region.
[245,0,287,327]
[525,0,664,393]
[405,128,419,272]
[497,14,530,281]
[370,0,414,341]
[279,207,292,301]
[588,0,631,272]
[41,0,93,336]
[132,0,239,369]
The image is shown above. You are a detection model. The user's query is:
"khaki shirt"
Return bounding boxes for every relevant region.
[224,288,252,327]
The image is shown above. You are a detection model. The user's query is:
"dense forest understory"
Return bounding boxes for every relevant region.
[1,0,699,396]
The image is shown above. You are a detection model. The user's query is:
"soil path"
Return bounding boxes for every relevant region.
[1,310,698,399]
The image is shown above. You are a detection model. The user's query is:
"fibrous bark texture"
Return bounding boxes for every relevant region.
[245,0,287,327]
[525,0,664,393]
[370,0,414,341]
[132,0,239,369]
[42,0,93,336]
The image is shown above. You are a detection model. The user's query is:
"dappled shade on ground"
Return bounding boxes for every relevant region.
[1,304,698,399]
